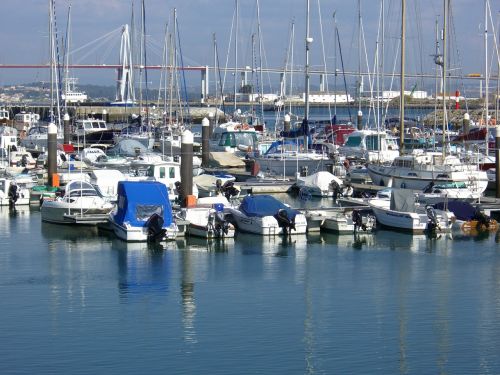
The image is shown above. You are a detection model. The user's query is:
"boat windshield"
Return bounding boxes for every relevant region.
[366,135,380,151]
[0,180,5,191]
[29,127,47,135]
[218,132,257,148]
[344,136,361,147]
[136,204,163,221]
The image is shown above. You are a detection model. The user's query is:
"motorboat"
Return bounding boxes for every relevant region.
[225,194,307,235]
[210,121,259,156]
[434,201,498,233]
[294,171,343,197]
[109,181,178,242]
[41,180,114,224]
[73,118,116,146]
[114,124,155,149]
[181,197,235,239]
[193,173,237,198]
[20,124,63,149]
[0,176,32,207]
[339,129,399,163]
[368,188,455,233]
[304,207,375,234]
[253,139,334,177]
[367,151,489,198]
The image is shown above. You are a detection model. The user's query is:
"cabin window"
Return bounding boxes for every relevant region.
[136,205,163,221]
[0,181,5,191]
[92,122,100,129]
[99,122,106,129]
[85,123,92,130]
[169,167,175,178]
[344,136,361,147]
[366,135,380,151]
[159,167,166,178]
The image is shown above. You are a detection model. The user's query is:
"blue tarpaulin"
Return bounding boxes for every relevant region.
[113,181,173,227]
[239,195,298,219]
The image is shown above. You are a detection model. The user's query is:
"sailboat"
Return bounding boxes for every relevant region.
[252,0,333,177]
[367,0,488,198]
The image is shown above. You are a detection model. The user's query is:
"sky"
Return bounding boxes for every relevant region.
[0,0,497,94]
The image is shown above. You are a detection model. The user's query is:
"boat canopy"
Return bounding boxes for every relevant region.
[108,139,147,156]
[434,201,476,221]
[390,189,416,212]
[113,181,173,227]
[239,194,298,219]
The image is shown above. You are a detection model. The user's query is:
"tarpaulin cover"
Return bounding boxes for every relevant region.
[239,194,298,219]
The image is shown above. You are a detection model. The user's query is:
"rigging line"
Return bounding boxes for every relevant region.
[336,26,352,122]
[142,0,150,127]
[317,0,332,124]
[214,34,227,122]
[221,7,236,96]
[69,26,123,56]
[176,16,191,124]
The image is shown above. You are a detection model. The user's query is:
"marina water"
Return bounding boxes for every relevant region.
[1,202,500,374]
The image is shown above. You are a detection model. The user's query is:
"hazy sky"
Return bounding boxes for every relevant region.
[0,0,497,92]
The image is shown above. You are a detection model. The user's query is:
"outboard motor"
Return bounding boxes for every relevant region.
[213,211,230,238]
[145,213,166,242]
[426,205,439,232]
[423,181,435,194]
[473,208,491,230]
[331,180,341,201]
[8,183,19,209]
[20,154,28,167]
[274,209,295,235]
[352,210,363,232]
[221,181,239,201]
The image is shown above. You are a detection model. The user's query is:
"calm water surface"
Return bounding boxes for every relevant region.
[1,205,500,375]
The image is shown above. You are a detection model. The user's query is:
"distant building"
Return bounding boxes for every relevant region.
[380,90,429,102]
[302,92,354,104]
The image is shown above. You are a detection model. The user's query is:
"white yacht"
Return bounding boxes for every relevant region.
[367,151,489,198]
[210,121,259,156]
[339,129,399,163]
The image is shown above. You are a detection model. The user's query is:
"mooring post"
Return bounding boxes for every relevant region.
[181,130,194,207]
[208,112,214,138]
[201,117,210,168]
[47,122,58,187]
[284,114,291,132]
[496,128,500,199]
[357,110,363,130]
[63,113,71,145]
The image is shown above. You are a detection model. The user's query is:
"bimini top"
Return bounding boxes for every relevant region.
[239,194,298,219]
[113,181,172,227]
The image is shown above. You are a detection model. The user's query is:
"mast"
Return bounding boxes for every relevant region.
[358,0,362,113]
[233,0,239,113]
[433,16,440,150]
[442,0,448,157]
[399,0,406,155]
[304,0,311,150]
[63,4,71,113]
[256,0,264,125]
[484,0,489,156]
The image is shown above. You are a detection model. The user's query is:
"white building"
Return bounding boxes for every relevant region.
[302,92,354,103]
[380,90,429,101]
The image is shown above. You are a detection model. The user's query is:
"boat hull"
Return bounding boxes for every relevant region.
[227,208,308,235]
[110,219,178,242]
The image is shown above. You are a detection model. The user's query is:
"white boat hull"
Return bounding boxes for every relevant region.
[367,164,489,197]
[110,219,178,242]
[227,208,307,235]
[369,199,454,233]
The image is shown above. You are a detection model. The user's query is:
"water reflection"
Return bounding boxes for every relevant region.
[180,248,197,345]
[112,240,173,299]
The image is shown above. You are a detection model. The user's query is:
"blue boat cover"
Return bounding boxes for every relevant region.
[434,201,476,221]
[239,195,298,219]
[113,181,173,227]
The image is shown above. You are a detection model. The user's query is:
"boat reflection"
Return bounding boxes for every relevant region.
[112,240,173,299]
